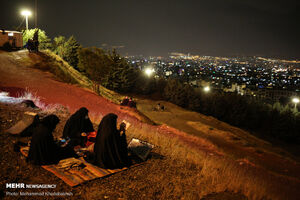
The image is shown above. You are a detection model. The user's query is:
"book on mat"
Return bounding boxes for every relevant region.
[128,138,154,161]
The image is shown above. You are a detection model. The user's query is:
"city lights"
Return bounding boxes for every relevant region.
[128,54,299,103]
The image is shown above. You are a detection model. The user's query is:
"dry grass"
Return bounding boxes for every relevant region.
[42,50,89,86]
[127,124,205,167]
[134,99,300,199]
[18,90,68,114]
[125,122,299,199]
[200,155,300,200]
[17,50,121,103]
[43,50,123,104]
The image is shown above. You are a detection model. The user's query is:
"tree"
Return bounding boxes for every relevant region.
[102,50,138,92]
[52,36,67,55]
[64,36,80,68]
[22,28,51,49]
[78,47,111,82]
[163,79,188,107]
[52,35,80,68]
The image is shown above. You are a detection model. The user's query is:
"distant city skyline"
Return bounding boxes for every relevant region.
[2,0,300,58]
[127,54,300,102]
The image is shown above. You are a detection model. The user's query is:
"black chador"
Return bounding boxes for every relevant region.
[93,113,130,169]
[62,107,94,146]
[27,115,60,165]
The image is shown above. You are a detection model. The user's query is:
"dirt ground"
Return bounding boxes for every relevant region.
[0,103,247,200]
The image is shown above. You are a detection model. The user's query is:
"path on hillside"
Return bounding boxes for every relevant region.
[0,50,299,182]
[0,51,122,117]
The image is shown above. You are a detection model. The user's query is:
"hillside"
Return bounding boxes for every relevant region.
[0,50,299,199]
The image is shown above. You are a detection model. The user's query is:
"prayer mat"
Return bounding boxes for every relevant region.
[6,112,39,135]
[20,146,129,187]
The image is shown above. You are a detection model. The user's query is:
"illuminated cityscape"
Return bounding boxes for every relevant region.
[128,53,300,103]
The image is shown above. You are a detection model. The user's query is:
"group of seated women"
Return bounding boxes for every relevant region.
[26,107,130,169]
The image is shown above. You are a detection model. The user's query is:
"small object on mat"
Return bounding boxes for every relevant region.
[57,157,85,170]
[128,138,154,161]
[85,131,97,147]
[58,137,70,147]
[121,120,131,130]
[24,111,38,116]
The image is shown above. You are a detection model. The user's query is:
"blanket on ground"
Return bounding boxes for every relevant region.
[20,146,128,187]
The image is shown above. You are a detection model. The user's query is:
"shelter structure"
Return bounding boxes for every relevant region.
[0,29,23,49]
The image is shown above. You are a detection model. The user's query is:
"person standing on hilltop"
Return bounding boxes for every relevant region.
[32,29,39,52]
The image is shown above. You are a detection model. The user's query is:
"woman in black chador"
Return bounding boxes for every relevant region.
[93,113,130,169]
[27,115,61,165]
[62,107,94,147]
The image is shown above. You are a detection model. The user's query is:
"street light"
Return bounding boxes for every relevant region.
[144,68,154,76]
[292,97,299,110]
[204,86,210,92]
[21,10,32,30]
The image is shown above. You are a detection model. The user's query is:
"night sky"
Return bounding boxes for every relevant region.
[1,0,300,58]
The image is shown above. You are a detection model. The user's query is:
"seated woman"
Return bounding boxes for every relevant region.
[27,115,63,165]
[62,107,94,147]
[91,113,130,169]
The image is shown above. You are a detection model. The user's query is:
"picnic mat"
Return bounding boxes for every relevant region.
[20,146,129,187]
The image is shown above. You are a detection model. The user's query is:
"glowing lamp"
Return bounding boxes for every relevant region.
[204,86,210,92]
[21,10,32,16]
[292,97,299,110]
[21,10,32,30]
[292,98,299,104]
[145,68,154,76]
